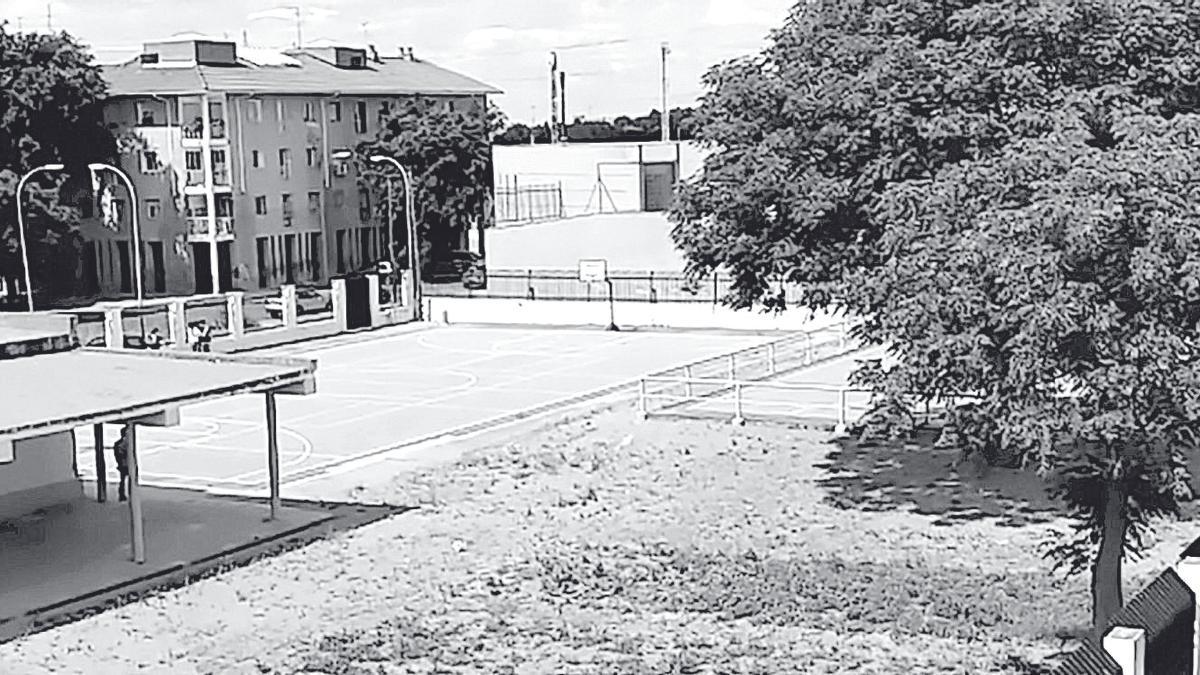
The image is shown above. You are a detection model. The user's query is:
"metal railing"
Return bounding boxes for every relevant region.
[495,176,565,224]
[425,268,807,305]
[635,320,861,418]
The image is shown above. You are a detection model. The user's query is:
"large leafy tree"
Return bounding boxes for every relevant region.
[0,25,116,302]
[671,0,1200,635]
[858,108,1200,633]
[354,97,493,272]
[672,0,1200,309]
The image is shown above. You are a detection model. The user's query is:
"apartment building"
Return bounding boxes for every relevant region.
[82,34,499,297]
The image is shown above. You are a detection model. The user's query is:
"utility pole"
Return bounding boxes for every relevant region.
[530,105,537,145]
[661,42,671,143]
[291,6,302,48]
[560,71,568,143]
[46,3,53,32]
[549,51,560,143]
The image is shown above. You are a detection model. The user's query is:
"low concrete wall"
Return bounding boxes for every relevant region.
[427,297,845,332]
[0,431,83,519]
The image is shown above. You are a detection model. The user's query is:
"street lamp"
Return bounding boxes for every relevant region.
[332,149,421,320]
[89,163,144,306]
[14,163,65,312]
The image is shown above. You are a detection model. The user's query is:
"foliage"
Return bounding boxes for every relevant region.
[0,25,116,300]
[671,0,1200,310]
[493,107,699,145]
[670,0,1200,631]
[354,97,493,266]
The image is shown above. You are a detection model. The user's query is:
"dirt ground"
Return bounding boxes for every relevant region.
[2,402,1197,674]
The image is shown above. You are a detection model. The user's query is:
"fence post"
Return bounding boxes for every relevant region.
[805,333,815,365]
[713,275,719,306]
[527,269,535,300]
[684,365,694,399]
[732,383,745,426]
[514,175,521,223]
[638,379,648,419]
[835,389,849,435]
[768,343,777,376]
[649,270,657,303]
[558,181,565,218]
[728,354,737,383]
[839,322,848,351]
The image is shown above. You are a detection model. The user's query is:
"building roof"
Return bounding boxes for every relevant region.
[1050,567,1195,675]
[103,51,501,97]
[0,348,315,439]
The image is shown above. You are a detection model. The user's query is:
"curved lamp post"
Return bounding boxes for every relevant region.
[89,162,144,306]
[332,150,421,320]
[15,163,66,312]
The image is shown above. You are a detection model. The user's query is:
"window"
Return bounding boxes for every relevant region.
[278,148,292,179]
[350,55,364,68]
[308,191,321,212]
[378,101,390,124]
[249,99,263,122]
[149,241,166,293]
[358,188,371,222]
[276,100,286,132]
[281,193,293,215]
[185,150,203,171]
[305,146,318,167]
[303,101,315,122]
[139,151,162,174]
[447,99,456,113]
[251,150,262,168]
[335,230,346,273]
[145,198,162,219]
[111,198,126,224]
[328,101,342,122]
[354,101,367,133]
[116,241,132,294]
[255,196,268,215]
[135,100,163,126]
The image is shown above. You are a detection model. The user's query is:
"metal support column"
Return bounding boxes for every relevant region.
[93,423,107,503]
[266,390,281,520]
[126,422,145,564]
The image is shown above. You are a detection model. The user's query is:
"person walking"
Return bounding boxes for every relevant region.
[113,426,131,502]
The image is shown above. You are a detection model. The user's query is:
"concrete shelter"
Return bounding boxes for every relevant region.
[0,313,315,563]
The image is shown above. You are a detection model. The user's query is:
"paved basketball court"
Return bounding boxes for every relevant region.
[75,325,772,492]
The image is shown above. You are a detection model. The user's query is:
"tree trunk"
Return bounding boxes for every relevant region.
[1092,479,1127,636]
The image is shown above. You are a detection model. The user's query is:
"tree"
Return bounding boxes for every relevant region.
[670,0,1200,635]
[486,101,508,140]
[854,107,1200,633]
[0,25,117,303]
[671,0,1200,310]
[354,97,492,270]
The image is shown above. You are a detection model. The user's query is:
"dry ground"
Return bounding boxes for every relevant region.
[3,403,1198,674]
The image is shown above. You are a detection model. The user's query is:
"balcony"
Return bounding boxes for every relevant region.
[212,166,231,189]
[215,216,234,240]
[185,168,205,186]
[187,217,210,237]
[180,119,228,145]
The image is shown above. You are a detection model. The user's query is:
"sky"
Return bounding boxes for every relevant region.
[2,0,793,123]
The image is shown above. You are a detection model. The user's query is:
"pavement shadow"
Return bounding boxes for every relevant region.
[814,429,1060,527]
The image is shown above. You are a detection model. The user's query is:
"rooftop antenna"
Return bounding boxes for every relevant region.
[361,21,370,44]
[46,3,52,31]
[293,5,302,48]
[243,29,249,46]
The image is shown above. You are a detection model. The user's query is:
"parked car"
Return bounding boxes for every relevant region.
[265,286,332,318]
[423,250,484,284]
[462,265,486,290]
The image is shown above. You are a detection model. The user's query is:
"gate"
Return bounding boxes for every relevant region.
[344,275,371,330]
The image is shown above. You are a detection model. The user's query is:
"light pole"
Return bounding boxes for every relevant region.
[14,163,66,312]
[333,150,421,320]
[89,163,145,306]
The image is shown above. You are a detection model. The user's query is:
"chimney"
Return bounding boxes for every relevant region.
[368,44,379,62]
[1103,627,1146,675]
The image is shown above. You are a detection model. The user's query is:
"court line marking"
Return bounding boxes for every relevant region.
[133,329,785,490]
